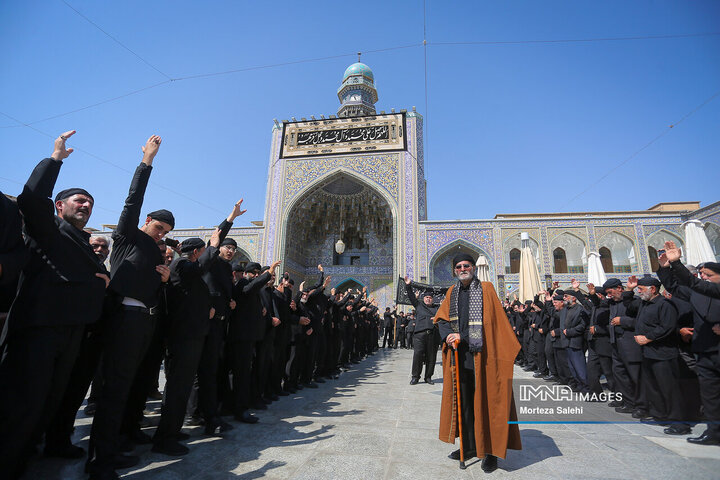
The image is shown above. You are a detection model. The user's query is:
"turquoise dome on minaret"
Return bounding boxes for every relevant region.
[343,62,374,82]
[337,56,378,117]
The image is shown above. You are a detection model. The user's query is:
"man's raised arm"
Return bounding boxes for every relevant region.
[116,135,161,236]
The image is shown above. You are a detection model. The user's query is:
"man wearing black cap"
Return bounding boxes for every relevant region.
[658,248,720,444]
[585,284,615,396]
[0,131,109,478]
[404,275,439,385]
[549,292,573,387]
[89,134,174,479]
[561,290,589,393]
[604,277,645,416]
[633,276,690,434]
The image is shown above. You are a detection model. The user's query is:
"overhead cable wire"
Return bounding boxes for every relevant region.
[560,89,720,209]
[432,32,720,46]
[61,0,173,80]
[0,110,224,215]
[422,0,429,180]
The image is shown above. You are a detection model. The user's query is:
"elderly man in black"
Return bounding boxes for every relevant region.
[658,243,720,444]
[632,276,689,434]
[0,131,109,479]
[562,290,590,393]
[604,277,646,417]
[89,135,173,480]
[404,275,439,385]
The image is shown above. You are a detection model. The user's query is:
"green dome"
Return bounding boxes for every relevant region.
[343,62,374,82]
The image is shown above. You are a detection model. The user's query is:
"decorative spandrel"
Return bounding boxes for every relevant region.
[280,113,406,158]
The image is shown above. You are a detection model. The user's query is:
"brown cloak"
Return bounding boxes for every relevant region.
[434,281,522,459]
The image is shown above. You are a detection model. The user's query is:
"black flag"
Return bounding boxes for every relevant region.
[395,277,449,306]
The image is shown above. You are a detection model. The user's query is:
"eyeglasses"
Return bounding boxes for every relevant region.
[454,263,473,270]
[91,244,109,250]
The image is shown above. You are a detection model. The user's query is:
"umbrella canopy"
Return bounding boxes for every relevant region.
[476,254,491,282]
[519,233,542,302]
[683,220,715,266]
[586,251,607,286]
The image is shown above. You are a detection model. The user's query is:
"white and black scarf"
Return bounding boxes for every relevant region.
[448,278,484,353]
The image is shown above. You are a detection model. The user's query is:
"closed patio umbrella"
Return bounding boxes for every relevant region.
[683,220,715,266]
[519,233,542,303]
[476,255,491,282]
[586,251,607,286]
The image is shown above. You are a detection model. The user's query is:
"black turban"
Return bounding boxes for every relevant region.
[637,276,661,289]
[147,209,175,229]
[54,188,94,204]
[180,237,205,253]
[232,263,244,272]
[701,262,720,274]
[564,290,584,301]
[244,262,261,273]
[554,289,565,296]
[452,253,476,267]
[553,294,564,301]
[603,278,623,290]
[422,289,434,298]
[595,286,606,296]
[220,238,237,248]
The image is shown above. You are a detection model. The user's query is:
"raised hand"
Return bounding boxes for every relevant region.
[227,199,247,222]
[664,241,682,263]
[209,227,221,248]
[626,275,638,291]
[52,130,76,160]
[318,264,323,272]
[270,260,281,274]
[587,283,595,295]
[658,251,670,268]
[571,278,580,290]
[141,135,162,165]
[404,275,411,285]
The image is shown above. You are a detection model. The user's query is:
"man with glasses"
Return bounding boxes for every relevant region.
[404,275,439,385]
[435,253,522,473]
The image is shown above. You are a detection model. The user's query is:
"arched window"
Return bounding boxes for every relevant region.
[648,246,659,272]
[553,248,568,273]
[598,232,636,273]
[550,233,587,274]
[503,233,540,274]
[509,248,521,274]
[599,247,614,273]
[705,223,720,262]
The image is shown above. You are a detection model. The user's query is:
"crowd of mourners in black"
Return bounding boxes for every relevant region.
[1,132,719,480]
[505,255,720,444]
[0,132,396,480]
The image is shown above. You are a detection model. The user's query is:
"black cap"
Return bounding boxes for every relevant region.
[220,238,237,248]
[147,209,175,229]
[637,277,661,288]
[553,294,564,301]
[595,286,606,296]
[554,289,565,296]
[564,290,583,301]
[603,278,623,290]
[452,253,475,267]
[701,262,720,275]
[244,262,261,273]
[55,188,94,204]
[180,237,205,253]
[232,263,244,272]
[422,289,434,298]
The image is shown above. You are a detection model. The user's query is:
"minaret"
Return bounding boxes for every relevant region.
[337,53,379,117]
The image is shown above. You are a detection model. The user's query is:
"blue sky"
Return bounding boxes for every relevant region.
[1,0,718,229]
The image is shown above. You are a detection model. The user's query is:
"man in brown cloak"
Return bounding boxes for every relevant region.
[434,252,522,472]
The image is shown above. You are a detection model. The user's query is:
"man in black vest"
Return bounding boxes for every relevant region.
[0,131,108,479]
[89,135,174,480]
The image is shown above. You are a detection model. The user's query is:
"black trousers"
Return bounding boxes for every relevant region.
[154,336,205,441]
[339,328,352,365]
[642,357,686,422]
[535,334,548,374]
[253,335,273,400]
[382,328,393,348]
[89,309,155,475]
[288,336,307,387]
[695,351,720,438]
[228,340,254,412]
[677,350,702,421]
[611,345,643,409]
[545,336,557,376]
[198,319,224,422]
[270,335,290,394]
[411,329,438,380]
[587,348,614,395]
[301,333,318,384]
[0,324,85,476]
[523,330,536,367]
[458,364,476,454]
[45,325,104,450]
[553,347,572,384]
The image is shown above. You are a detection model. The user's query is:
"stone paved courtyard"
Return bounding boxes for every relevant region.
[24,347,720,479]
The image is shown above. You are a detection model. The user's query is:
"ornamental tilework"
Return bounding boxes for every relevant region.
[426,229,494,259]
[595,225,637,244]
[283,154,399,206]
[263,130,283,264]
[501,228,541,243]
[546,227,589,245]
[643,224,683,239]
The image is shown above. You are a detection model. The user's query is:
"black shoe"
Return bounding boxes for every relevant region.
[251,402,268,410]
[147,389,163,400]
[304,382,319,389]
[686,433,720,445]
[283,386,297,394]
[608,400,623,408]
[632,409,650,419]
[275,390,290,397]
[533,371,546,378]
[448,448,476,460]
[522,365,536,371]
[640,417,669,426]
[615,406,634,414]
[152,439,189,456]
[295,383,305,390]
[175,432,190,441]
[481,454,498,473]
[234,410,259,424]
[425,378,434,385]
[314,377,326,384]
[410,378,419,385]
[204,418,233,436]
[664,424,692,435]
[44,444,85,459]
[184,415,204,426]
[114,453,140,469]
[128,428,153,444]
[543,375,558,381]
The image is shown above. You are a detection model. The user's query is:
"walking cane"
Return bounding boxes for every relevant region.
[451,338,466,470]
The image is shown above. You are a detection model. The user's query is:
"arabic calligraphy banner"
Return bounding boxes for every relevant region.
[280,113,406,158]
